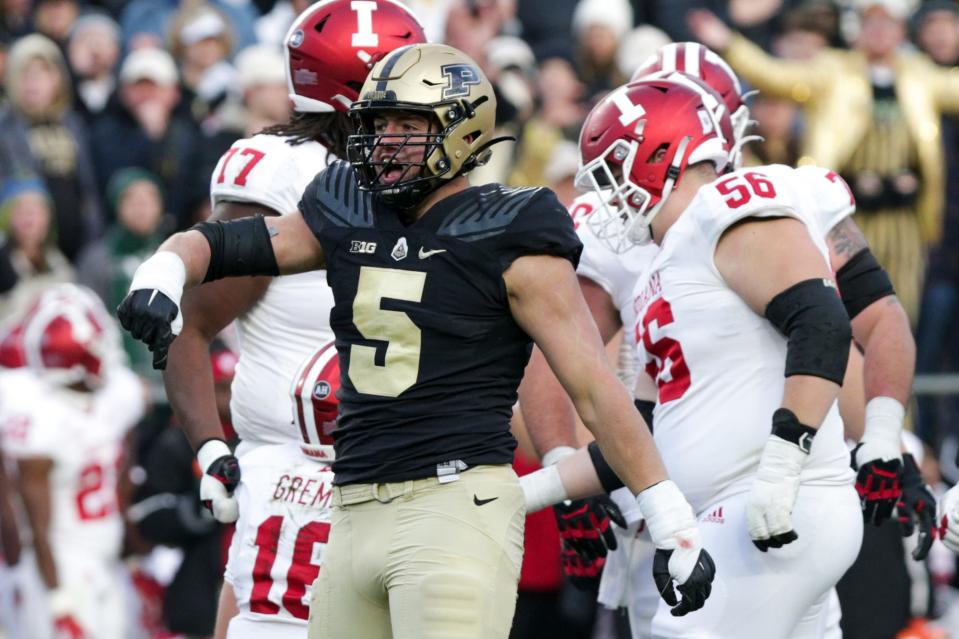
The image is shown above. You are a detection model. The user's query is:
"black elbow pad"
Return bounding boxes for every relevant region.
[192,215,280,283]
[835,248,895,319]
[764,278,852,385]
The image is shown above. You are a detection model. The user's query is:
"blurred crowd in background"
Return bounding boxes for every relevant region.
[3,0,959,637]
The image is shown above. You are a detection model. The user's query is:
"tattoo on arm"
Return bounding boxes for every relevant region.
[827,218,868,261]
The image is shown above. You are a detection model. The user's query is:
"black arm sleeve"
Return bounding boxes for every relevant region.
[835,248,895,319]
[764,278,852,385]
[191,215,279,282]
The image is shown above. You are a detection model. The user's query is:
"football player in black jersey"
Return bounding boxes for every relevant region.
[117,43,715,638]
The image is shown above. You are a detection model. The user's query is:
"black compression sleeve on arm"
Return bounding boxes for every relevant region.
[764,278,852,385]
[835,248,895,319]
[192,216,280,283]
[588,441,625,493]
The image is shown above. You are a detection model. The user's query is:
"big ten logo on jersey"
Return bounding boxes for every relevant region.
[633,273,691,403]
[350,240,377,254]
[216,147,266,187]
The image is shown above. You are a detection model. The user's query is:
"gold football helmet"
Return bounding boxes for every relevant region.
[347,43,505,207]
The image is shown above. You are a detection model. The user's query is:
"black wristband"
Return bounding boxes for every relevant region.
[771,408,817,454]
[587,440,625,493]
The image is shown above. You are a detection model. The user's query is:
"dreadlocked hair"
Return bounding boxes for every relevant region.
[259,112,353,159]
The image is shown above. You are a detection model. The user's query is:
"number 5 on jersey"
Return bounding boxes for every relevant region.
[350,266,426,397]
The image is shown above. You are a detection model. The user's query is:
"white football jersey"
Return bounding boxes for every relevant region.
[571,192,660,388]
[224,443,334,626]
[210,134,336,445]
[0,368,144,562]
[631,166,855,513]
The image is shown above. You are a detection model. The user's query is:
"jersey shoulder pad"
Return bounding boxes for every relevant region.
[441,185,582,271]
[696,166,802,246]
[210,134,329,215]
[791,165,856,234]
[298,161,375,239]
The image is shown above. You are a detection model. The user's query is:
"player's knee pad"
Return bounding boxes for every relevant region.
[764,278,852,385]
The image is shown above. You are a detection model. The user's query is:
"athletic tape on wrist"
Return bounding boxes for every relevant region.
[197,438,232,473]
[129,251,187,304]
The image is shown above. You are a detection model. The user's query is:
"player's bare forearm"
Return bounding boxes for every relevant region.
[164,277,270,449]
[838,345,866,441]
[518,276,625,459]
[0,448,21,565]
[853,296,914,405]
[518,348,580,456]
[17,458,57,587]
[781,375,841,430]
[507,254,665,494]
[158,230,214,288]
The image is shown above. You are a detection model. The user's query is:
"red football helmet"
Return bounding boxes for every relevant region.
[290,340,340,461]
[576,79,731,249]
[12,284,122,387]
[632,42,753,165]
[285,0,427,113]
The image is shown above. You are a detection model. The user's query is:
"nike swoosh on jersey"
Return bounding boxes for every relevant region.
[473,495,498,506]
[418,247,447,259]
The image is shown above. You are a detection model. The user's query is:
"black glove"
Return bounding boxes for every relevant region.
[117,289,180,369]
[653,547,715,617]
[897,452,936,561]
[851,443,902,526]
[554,496,626,590]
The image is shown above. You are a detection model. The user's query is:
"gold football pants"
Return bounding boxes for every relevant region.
[307,464,526,639]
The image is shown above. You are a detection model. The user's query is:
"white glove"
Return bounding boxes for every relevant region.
[637,480,715,616]
[939,484,959,553]
[747,434,805,551]
[197,439,240,523]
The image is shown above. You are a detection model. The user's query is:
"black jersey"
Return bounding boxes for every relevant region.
[298,162,582,484]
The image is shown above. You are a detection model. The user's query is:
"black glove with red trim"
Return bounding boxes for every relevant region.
[554,495,626,590]
[897,453,936,561]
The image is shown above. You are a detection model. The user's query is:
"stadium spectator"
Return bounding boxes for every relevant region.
[690,0,959,325]
[66,12,122,123]
[168,3,237,127]
[77,167,168,381]
[31,0,80,48]
[0,33,103,262]
[570,0,632,99]
[509,43,587,187]
[0,178,74,319]
[90,47,203,230]
[119,0,258,54]
[913,0,959,451]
